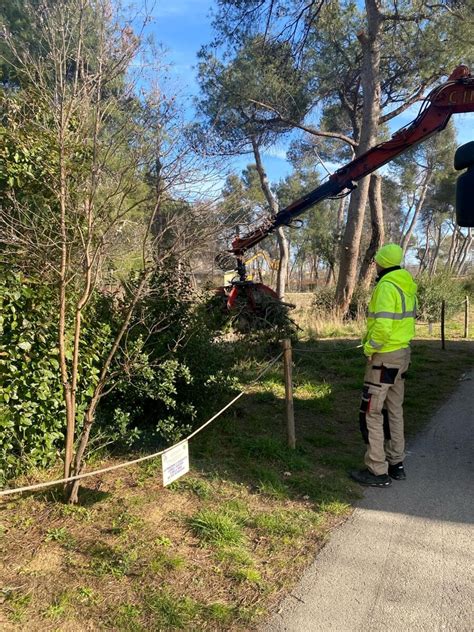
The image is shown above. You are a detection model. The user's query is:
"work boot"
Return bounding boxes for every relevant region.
[388,462,406,480]
[350,468,392,487]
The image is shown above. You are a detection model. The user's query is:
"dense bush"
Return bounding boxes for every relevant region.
[416,272,466,323]
[0,266,238,483]
[97,267,238,448]
[0,271,65,482]
[460,274,474,298]
[312,286,336,312]
[312,285,370,318]
[0,270,115,483]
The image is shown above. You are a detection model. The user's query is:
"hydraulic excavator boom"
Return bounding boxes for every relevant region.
[230,65,474,259]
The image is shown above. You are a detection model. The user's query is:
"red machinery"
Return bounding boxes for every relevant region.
[220,65,474,310]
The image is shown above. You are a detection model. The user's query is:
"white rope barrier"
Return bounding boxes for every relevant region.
[293,344,363,355]
[0,352,283,498]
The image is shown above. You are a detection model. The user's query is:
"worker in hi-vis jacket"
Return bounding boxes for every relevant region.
[351,244,417,488]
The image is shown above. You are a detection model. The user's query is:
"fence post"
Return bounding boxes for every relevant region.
[464,296,469,339]
[282,338,296,449]
[441,300,446,350]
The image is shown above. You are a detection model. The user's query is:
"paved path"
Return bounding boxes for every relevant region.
[262,372,474,632]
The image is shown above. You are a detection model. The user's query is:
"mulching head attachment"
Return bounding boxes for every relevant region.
[211,253,296,334]
[214,281,296,334]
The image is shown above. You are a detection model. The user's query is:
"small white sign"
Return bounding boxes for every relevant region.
[162,441,189,486]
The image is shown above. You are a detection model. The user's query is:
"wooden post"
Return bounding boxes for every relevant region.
[282,338,295,449]
[441,300,446,350]
[464,296,469,339]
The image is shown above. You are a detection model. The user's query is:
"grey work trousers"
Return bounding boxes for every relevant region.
[359,347,411,476]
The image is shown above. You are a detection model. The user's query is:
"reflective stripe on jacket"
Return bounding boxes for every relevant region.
[362,268,417,356]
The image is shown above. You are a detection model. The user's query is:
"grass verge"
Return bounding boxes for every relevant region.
[0,335,472,630]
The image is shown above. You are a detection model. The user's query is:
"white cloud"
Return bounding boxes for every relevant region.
[264,146,289,161]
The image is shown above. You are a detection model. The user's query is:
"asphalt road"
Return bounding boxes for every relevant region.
[262,371,474,632]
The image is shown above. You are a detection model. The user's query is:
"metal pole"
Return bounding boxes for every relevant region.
[282,338,295,449]
[441,300,446,350]
[464,296,469,339]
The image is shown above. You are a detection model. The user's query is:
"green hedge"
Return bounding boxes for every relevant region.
[0,272,65,482]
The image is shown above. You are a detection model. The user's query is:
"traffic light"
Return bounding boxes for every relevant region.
[455,141,474,227]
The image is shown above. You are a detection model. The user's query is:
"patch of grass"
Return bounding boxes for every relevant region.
[293,380,333,412]
[57,503,92,521]
[136,458,162,484]
[5,591,32,623]
[75,586,98,606]
[11,515,34,530]
[189,509,245,547]
[249,465,289,500]
[220,498,251,524]
[256,475,289,499]
[145,589,200,629]
[89,542,138,577]
[259,377,285,398]
[252,510,305,538]
[169,476,212,499]
[240,436,310,471]
[45,526,76,549]
[77,487,110,506]
[305,434,341,448]
[205,602,234,624]
[112,603,144,632]
[109,510,144,535]
[287,472,360,504]
[231,566,263,585]
[236,604,266,625]
[43,591,71,621]
[155,535,173,548]
[318,453,361,470]
[149,551,185,574]
[216,545,254,567]
[319,500,351,516]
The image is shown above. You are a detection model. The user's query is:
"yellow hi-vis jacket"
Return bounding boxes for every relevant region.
[362,268,417,357]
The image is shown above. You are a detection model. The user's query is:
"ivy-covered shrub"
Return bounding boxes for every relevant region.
[416,272,465,323]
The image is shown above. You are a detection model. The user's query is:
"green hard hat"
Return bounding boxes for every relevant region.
[374,244,403,268]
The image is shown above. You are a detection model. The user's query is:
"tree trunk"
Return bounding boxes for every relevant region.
[458,229,472,275]
[335,0,382,314]
[400,170,431,255]
[419,221,431,272]
[329,197,346,283]
[251,137,289,299]
[359,173,384,288]
[429,223,443,276]
[446,221,456,270]
[454,228,472,274]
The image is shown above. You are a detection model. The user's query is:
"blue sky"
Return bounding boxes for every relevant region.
[143,0,474,187]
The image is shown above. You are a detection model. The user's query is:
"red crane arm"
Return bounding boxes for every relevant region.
[231,65,474,256]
